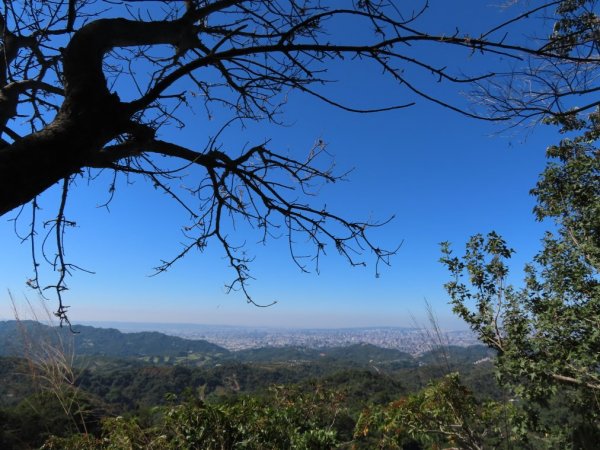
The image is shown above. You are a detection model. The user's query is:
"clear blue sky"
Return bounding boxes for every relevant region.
[1,1,559,328]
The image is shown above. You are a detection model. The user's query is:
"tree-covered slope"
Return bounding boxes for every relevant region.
[0,321,229,358]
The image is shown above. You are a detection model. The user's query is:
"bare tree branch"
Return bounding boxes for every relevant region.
[0,0,596,320]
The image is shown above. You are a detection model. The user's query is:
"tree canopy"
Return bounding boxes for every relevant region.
[439,4,600,439]
[1,0,598,321]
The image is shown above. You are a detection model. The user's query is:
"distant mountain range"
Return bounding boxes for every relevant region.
[0,320,228,358]
[0,320,492,367]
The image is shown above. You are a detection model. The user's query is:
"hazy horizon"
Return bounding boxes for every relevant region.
[0,305,471,331]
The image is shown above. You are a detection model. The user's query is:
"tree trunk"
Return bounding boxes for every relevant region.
[0,96,126,216]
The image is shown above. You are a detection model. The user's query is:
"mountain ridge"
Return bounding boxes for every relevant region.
[0,320,491,367]
[0,320,229,358]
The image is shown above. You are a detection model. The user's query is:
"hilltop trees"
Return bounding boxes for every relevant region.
[1,0,597,320]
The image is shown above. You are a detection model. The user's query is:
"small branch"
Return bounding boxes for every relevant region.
[552,373,600,391]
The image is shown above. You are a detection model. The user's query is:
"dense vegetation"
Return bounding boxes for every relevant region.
[438,47,600,450]
[0,322,498,449]
[2,317,592,449]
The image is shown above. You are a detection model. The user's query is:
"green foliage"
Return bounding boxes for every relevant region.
[0,341,501,448]
[440,4,600,436]
[44,386,341,449]
[0,342,502,448]
[232,343,414,368]
[1,391,105,449]
[440,108,600,447]
[549,0,599,56]
[0,357,36,407]
[535,108,600,268]
[355,373,524,450]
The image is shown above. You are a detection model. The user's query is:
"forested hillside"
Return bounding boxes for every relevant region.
[0,323,497,449]
[1,314,593,449]
[0,321,228,359]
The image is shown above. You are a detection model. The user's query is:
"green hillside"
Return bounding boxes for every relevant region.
[0,320,229,359]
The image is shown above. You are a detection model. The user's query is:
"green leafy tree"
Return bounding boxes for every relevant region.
[440,106,600,450]
[439,2,600,446]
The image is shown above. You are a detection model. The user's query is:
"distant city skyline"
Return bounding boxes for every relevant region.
[0,318,480,355]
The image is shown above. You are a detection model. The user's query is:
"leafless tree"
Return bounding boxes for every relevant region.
[0,0,595,323]
[472,0,600,124]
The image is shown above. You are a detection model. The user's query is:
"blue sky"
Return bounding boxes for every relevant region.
[1,1,560,328]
